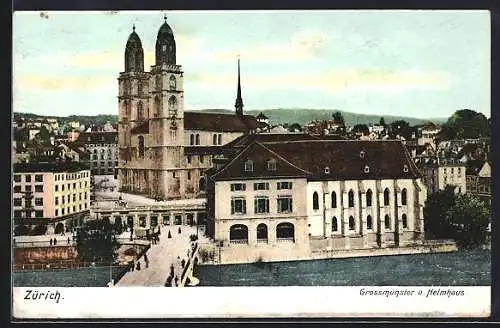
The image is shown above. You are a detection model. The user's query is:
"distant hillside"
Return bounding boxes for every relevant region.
[198,108,446,126]
[14,109,446,127]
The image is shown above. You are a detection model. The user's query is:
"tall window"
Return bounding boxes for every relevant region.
[169,75,176,90]
[190,134,194,146]
[366,189,373,207]
[401,188,407,205]
[366,215,373,230]
[349,216,355,230]
[313,192,319,210]
[218,134,222,145]
[244,160,253,172]
[138,136,145,158]
[213,134,217,145]
[137,80,143,95]
[154,96,161,117]
[230,183,246,191]
[156,75,162,90]
[384,188,390,206]
[231,198,246,214]
[168,96,177,117]
[277,196,293,213]
[402,214,408,228]
[254,197,269,214]
[332,217,338,232]
[195,134,200,145]
[384,215,390,229]
[331,191,337,208]
[137,101,144,120]
[348,190,354,207]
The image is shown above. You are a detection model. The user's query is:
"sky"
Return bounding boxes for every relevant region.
[13,10,490,119]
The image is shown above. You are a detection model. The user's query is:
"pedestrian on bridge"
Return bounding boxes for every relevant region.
[53,238,57,246]
[174,275,179,286]
[50,238,53,246]
[178,227,181,234]
[144,254,149,268]
[67,237,70,245]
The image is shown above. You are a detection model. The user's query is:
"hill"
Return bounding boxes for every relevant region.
[14,109,446,127]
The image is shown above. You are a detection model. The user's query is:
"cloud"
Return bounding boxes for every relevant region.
[189,68,450,94]
[14,74,112,92]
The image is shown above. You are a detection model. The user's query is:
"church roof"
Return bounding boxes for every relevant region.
[158,21,174,36]
[256,112,268,119]
[184,112,260,132]
[212,140,421,181]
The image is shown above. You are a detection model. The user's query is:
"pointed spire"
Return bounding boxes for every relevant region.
[132,24,136,32]
[235,56,243,116]
[164,14,167,23]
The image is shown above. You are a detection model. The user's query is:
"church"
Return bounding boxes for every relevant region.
[117,18,263,200]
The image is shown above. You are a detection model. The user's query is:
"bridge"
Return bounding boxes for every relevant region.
[114,225,203,287]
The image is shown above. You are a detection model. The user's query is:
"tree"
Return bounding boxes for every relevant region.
[379,117,386,126]
[352,124,369,135]
[389,120,413,139]
[332,111,345,127]
[443,109,490,139]
[423,186,456,239]
[445,194,490,249]
[288,123,302,132]
[76,219,119,263]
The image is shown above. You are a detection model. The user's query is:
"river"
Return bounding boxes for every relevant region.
[194,249,490,286]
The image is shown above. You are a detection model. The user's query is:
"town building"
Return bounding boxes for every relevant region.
[117,19,263,200]
[76,131,118,177]
[466,160,491,205]
[414,156,466,195]
[418,122,441,148]
[206,139,427,263]
[13,162,91,235]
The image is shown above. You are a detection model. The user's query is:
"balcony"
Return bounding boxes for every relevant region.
[256,238,268,244]
[230,239,248,245]
[276,237,295,243]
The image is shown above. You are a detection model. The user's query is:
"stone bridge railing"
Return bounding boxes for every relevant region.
[180,242,199,287]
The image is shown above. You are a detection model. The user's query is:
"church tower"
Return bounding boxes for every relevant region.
[235,58,244,116]
[149,16,186,199]
[118,25,150,193]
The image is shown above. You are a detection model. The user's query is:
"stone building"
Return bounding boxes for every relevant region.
[13,162,91,235]
[206,139,427,263]
[466,160,491,205]
[414,156,466,195]
[117,18,262,200]
[76,131,118,177]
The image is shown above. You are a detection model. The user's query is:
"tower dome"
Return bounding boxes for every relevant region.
[155,16,176,66]
[124,25,144,72]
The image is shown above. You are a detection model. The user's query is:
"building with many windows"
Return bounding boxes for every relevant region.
[13,162,91,234]
[414,156,466,195]
[466,160,491,205]
[206,139,427,264]
[117,19,263,200]
[76,131,118,177]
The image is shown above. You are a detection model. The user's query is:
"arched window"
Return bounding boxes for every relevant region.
[137,80,142,95]
[138,135,145,158]
[276,222,295,241]
[124,80,131,96]
[402,214,408,229]
[218,134,222,145]
[156,75,162,90]
[349,216,355,230]
[267,159,276,171]
[169,75,176,90]
[313,192,319,210]
[168,96,177,117]
[367,215,373,230]
[348,190,354,207]
[195,134,200,145]
[384,188,390,206]
[401,188,407,205]
[213,134,217,145]
[332,217,338,232]
[199,178,206,191]
[190,134,194,146]
[137,101,144,120]
[154,96,161,117]
[244,160,253,172]
[257,223,268,241]
[229,224,248,243]
[366,189,373,207]
[331,191,337,208]
[384,215,390,229]
[124,100,130,117]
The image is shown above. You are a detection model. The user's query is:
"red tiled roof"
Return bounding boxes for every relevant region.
[184,112,260,132]
[212,140,421,181]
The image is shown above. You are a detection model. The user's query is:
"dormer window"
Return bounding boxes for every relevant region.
[244,160,253,172]
[324,166,330,174]
[360,151,365,159]
[403,165,409,173]
[364,165,370,173]
[267,159,277,171]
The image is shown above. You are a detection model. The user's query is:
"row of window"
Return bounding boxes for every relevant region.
[330,214,408,232]
[91,148,116,154]
[90,159,118,166]
[55,192,88,205]
[13,185,43,193]
[55,203,88,216]
[231,196,293,215]
[54,172,89,181]
[13,197,43,207]
[13,210,44,218]
[13,174,43,183]
[312,188,408,210]
[230,182,293,192]
[55,181,88,192]
[213,134,223,145]
[186,155,206,164]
